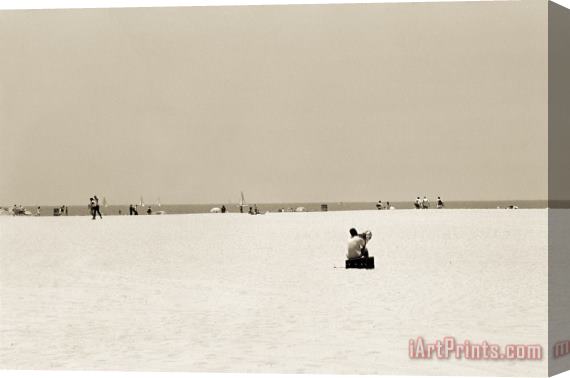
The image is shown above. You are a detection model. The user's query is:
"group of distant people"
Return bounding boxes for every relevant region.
[414,196,445,209]
[9,205,69,216]
[376,201,394,210]
[376,197,445,210]
[10,204,29,216]
[53,205,68,216]
[238,204,258,214]
[127,204,157,215]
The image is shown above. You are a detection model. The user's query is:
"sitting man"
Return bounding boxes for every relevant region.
[347,228,372,259]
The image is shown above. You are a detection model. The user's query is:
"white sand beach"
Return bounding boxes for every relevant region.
[0,210,548,376]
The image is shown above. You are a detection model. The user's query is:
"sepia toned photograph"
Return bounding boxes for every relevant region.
[1,1,569,377]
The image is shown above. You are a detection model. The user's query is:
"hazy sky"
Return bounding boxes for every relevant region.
[0,1,548,205]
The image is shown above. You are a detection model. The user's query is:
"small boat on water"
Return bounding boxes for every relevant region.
[238,191,249,212]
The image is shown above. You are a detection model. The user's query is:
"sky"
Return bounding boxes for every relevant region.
[0,0,548,206]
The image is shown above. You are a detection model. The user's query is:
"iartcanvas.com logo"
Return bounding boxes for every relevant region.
[409,337,543,361]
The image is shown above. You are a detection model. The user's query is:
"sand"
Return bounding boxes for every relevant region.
[0,209,548,376]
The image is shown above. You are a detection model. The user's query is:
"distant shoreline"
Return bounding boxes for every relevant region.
[2,200,551,217]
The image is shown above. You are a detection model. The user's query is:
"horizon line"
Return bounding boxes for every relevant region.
[2,199,550,208]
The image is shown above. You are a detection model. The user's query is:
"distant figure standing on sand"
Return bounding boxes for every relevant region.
[248,206,254,215]
[422,196,430,209]
[376,200,383,210]
[437,196,445,209]
[147,206,152,215]
[414,197,421,209]
[221,205,226,213]
[36,206,41,216]
[92,195,102,219]
[129,205,134,215]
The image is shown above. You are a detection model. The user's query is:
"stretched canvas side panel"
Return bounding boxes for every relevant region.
[548,1,570,376]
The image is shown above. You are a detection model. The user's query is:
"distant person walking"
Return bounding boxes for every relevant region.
[36,206,41,216]
[92,195,102,219]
